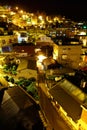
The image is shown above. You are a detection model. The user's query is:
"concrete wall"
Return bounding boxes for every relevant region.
[53,44,82,69]
[0,35,17,47]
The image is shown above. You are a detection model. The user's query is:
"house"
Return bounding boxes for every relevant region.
[38,78,87,130]
[53,43,82,69]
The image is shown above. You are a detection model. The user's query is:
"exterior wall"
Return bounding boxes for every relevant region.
[53,44,82,69]
[76,35,87,47]
[13,45,35,55]
[38,86,72,130]
[38,80,87,130]
[81,108,87,124]
[0,35,17,47]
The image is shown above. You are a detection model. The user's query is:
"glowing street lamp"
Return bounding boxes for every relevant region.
[37,54,47,62]
[19,10,23,14]
[37,54,47,71]
[16,6,18,10]
[38,15,43,21]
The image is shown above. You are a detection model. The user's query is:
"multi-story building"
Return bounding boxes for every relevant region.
[53,42,82,69]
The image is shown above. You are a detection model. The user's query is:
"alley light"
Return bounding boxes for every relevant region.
[38,15,43,21]
[15,6,18,10]
[19,10,23,14]
[36,54,47,71]
[37,54,47,62]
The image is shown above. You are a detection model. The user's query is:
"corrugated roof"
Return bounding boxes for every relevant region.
[57,79,87,103]
[49,79,83,121]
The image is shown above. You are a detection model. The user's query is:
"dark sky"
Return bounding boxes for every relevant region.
[0,0,87,21]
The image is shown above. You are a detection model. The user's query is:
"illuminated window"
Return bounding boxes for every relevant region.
[62,54,67,60]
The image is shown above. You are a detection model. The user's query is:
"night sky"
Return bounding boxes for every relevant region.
[0,0,87,21]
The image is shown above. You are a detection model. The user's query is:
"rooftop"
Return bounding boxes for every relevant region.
[49,78,87,121]
[0,86,43,130]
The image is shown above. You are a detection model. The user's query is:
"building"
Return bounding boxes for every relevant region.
[53,43,82,69]
[38,77,87,130]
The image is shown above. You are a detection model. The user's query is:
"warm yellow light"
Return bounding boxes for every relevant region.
[37,55,47,62]
[38,15,43,21]
[10,11,16,15]
[20,10,23,14]
[79,32,86,35]
[22,14,28,19]
[16,6,18,10]
[32,20,37,25]
[48,20,53,23]
[1,14,6,18]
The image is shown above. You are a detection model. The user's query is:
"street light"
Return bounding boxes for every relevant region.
[36,54,47,72]
[15,6,18,10]
[37,54,47,62]
[38,15,43,21]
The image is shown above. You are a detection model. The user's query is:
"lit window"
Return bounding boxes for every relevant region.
[62,54,67,60]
